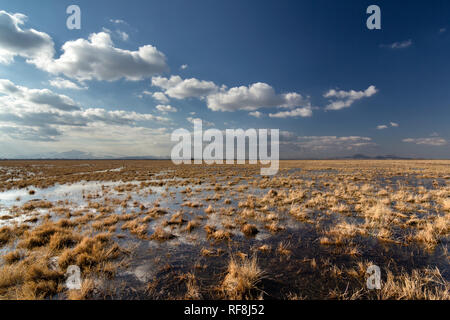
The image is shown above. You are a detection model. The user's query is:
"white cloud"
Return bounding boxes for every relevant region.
[249,111,262,118]
[155,105,177,113]
[0,78,80,111]
[39,32,167,81]
[0,79,168,142]
[324,85,377,111]
[109,19,127,25]
[206,82,307,112]
[0,10,54,65]
[152,75,218,99]
[377,122,399,130]
[280,135,375,152]
[152,91,169,103]
[381,39,413,49]
[49,77,87,90]
[402,137,447,146]
[269,107,312,118]
[180,64,188,70]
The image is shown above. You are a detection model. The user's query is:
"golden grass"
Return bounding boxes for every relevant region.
[221,255,264,299]
[0,160,449,299]
[150,226,175,241]
[241,224,258,237]
[0,253,64,299]
[18,222,81,250]
[379,268,449,300]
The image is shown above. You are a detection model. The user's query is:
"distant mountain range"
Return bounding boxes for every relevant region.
[342,154,413,160]
[1,150,414,160]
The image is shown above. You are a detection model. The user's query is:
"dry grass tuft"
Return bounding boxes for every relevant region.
[241,224,258,237]
[221,255,264,299]
[379,268,449,300]
[150,226,175,241]
[18,222,81,250]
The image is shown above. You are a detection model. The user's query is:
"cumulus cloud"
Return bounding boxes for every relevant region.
[0,79,80,111]
[152,75,218,99]
[49,77,87,90]
[0,79,168,142]
[0,124,61,142]
[282,135,375,151]
[269,107,313,118]
[152,92,169,103]
[249,111,262,118]
[180,64,188,70]
[155,105,177,113]
[0,11,167,81]
[206,82,307,112]
[39,32,167,81]
[381,39,412,49]
[377,122,399,130]
[0,10,54,65]
[402,137,447,146]
[324,85,377,111]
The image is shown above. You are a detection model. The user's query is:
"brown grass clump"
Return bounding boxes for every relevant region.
[185,220,200,233]
[379,268,449,300]
[22,200,53,211]
[121,218,148,239]
[210,229,231,241]
[204,205,214,214]
[265,222,284,233]
[241,224,258,237]
[3,250,25,265]
[319,236,344,246]
[184,273,202,300]
[92,215,119,230]
[204,225,231,241]
[58,233,120,275]
[0,226,13,246]
[182,201,203,208]
[0,255,64,299]
[414,221,446,249]
[221,255,264,299]
[442,198,450,211]
[257,244,271,253]
[326,221,366,238]
[18,222,81,250]
[277,242,292,256]
[150,226,175,241]
[289,205,312,222]
[168,211,186,226]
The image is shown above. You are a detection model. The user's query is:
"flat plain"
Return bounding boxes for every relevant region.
[0,160,448,299]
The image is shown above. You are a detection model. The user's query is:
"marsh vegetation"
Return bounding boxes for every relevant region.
[0,160,448,299]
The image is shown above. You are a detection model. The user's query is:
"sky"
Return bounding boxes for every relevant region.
[0,0,449,159]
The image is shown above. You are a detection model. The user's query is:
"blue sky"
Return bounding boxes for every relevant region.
[0,0,449,158]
